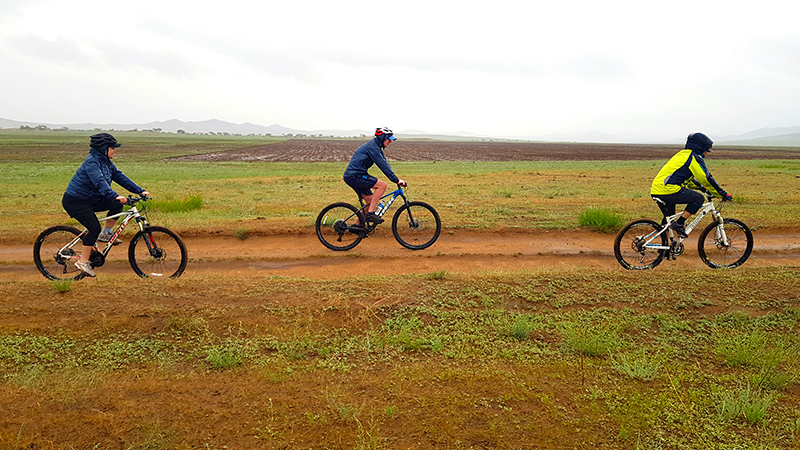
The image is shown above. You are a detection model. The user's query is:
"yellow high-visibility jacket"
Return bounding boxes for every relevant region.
[650,149,726,197]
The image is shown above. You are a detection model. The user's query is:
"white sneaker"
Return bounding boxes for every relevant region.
[75,261,96,277]
[97,233,122,245]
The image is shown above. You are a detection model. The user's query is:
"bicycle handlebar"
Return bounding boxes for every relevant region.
[125,194,150,204]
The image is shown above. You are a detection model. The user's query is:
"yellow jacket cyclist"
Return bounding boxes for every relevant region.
[650,132,732,237]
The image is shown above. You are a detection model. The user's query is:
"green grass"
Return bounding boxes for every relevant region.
[148,194,204,213]
[50,279,72,293]
[578,206,623,232]
[716,383,775,425]
[2,131,800,237]
[4,158,800,239]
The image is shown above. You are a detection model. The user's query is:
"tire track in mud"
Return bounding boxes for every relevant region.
[4,229,800,281]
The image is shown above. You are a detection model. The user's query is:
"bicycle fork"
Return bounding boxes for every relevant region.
[708,211,730,248]
[134,217,166,259]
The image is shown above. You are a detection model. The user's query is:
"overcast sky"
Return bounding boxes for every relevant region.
[1,0,798,139]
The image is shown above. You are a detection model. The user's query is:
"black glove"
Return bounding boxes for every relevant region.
[723,193,733,202]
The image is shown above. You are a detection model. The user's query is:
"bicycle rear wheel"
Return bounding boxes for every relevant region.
[697,218,753,269]
[128,226,188,278]
[613,220,667,270]
[315,202,364,251]
[392,201,441,250]
[33,225,86,281]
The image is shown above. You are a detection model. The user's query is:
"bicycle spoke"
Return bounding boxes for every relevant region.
[316,203,364,251]
[33,226,85,281]
[698,219,753,269]
[613,220,667,270]
[128,226,188,278]
[392,201,441,250]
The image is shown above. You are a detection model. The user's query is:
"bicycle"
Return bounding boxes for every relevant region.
[33,195,188,280]
[613,192,753,270]
[315,184,441,251]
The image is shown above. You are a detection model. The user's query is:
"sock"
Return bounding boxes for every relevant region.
[102,227,113,235]
[676,217,686,225]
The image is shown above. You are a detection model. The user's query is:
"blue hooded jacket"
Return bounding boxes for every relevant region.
[64,147,144,203]
[343,136,399,183]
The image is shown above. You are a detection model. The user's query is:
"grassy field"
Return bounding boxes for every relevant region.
[2,130,800,240]
[2,130,800,449]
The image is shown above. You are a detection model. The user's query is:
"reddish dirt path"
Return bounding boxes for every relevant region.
[4,228,800,281]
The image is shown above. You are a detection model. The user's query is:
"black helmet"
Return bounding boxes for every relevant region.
[685,132,713,153]
[90,133,121,150]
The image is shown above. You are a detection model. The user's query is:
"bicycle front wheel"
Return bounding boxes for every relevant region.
[697,218,753,269]
[33,225,86,281]
[128,226,188,278]
[613,220,667,270]
[315,202,364,251]
[392,201,441,250]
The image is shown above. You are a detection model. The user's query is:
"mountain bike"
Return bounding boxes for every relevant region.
[316,184,441,251]
[33,195,188,280]
[613,193,753,270]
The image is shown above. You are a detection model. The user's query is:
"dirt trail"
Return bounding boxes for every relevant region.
[3,228,800,281]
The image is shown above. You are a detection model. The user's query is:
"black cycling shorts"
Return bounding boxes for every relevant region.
[343,174,379,198]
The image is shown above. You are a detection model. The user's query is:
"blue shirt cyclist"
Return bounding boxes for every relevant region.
[343,127,406,224]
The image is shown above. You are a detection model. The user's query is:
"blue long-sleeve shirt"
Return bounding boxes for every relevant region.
[343,137,399,183]
[64,148,144,203]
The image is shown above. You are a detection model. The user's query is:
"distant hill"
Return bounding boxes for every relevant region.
[2,117,800,146]
[0,117,300,136]
[716,127,800,146]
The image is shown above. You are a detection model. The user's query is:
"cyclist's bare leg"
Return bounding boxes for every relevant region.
[80,245,93,264]
[368,179,387,213]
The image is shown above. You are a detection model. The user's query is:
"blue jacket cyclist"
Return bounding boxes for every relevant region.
[650,132,732,237]
[62,133,149,277]
[343,127,406,224]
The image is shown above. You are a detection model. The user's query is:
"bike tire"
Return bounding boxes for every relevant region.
[697,218,753,269]
[128,226,188,278]
[613,219,667,270]
[33,225,86,281]
[392,201,441,250]
[316,202,364,251]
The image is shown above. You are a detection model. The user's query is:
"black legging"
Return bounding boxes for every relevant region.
[62,194,123,246]
[652,187,705,218]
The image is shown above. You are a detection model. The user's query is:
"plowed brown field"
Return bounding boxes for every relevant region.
[170,139,800,162]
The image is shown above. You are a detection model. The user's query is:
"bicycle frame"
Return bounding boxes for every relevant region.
[357,187,406,218]
[58,201,149,261]
[640,197,727,252]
